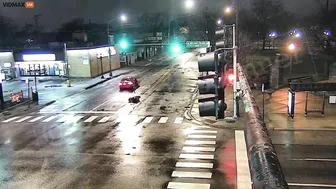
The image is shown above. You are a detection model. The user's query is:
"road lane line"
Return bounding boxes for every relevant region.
[15,116,32,122]
[167,182,210,189]
[56,116,69,123]
[176,162,213,168]
[84,116,98,123]
[290,158,336,162]
[182,146,215,152]
[288,183,336,188]
[189,130,217,134]
[235,130,252,189]
[171,171,212,179]
[42,116,58,122]
[158,117,169,123]
[192,126,211,129]
[179,154,214,160]
[173,117,184,124]
[143,117,154,123]
[29,116,45,122]
[98,116,113,123]
[185,140,216,145]
[188,135,216,139]
[68,116,84,123]
[3,116,20,123]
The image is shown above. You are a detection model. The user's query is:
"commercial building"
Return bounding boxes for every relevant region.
[0,51,15,80]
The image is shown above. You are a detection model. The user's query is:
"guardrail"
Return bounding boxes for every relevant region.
[237,63,289,189]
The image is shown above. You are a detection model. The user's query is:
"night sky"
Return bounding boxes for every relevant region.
[0,0,321,31]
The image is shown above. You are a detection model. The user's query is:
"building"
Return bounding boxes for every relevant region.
[0,44,121,79]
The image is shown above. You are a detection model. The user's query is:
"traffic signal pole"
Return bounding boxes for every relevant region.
[232,24,238,119]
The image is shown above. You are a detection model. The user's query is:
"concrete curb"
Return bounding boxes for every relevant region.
[84,70,134,90]
[0,100,56,117]
[273,127,336,131]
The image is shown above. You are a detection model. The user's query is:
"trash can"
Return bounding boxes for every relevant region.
[32,91,39,102]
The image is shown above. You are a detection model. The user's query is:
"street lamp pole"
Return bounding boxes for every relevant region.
[233,24,238,119]
[109,47,113,77]
[99,54,104,79]
[0,80,4,110]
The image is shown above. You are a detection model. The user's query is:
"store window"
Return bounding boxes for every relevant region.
[16,61,66,76]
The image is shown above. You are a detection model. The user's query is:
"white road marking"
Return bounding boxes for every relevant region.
[15,116,32,122]
[188,135,216,139]
[56,116,68,123]
[290,158,336,162]
[167,182,210,189]
[42,116,58,122]
[173,117,184,124]
[98,116,113,123]
[192,126,211,129]
[189,130,217,134]
[288,183,336,188]
[185,140,216,145]
[182,146,215,152]
[68,116,84,123]
[158,117,169,123]
[192,107,199,112]
[84,116,98,123]
[235,130,252,189]
[43,111,118,114]
[179,154,214,160]
[29,116,45,122]
[176,162,213,169]
[143,116,154,123]
[172,171,212,179]
[91,99,113,111]
[3,116,20,123]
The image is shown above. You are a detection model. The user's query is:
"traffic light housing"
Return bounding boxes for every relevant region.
[118,38,130,52]
[197,49,228,119]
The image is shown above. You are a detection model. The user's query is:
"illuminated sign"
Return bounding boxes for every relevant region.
[3,63,11,67]
[67,46,117,57]
[0,52,12,56]
[23,54,56,61]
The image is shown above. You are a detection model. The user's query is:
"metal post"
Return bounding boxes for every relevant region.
[289,55,293,80]
[214,51,219,120]
[107,22,110,44]
[305,91,308,116]
[100,55,104,79]
[322,92,325,116]
[0,81,4,110]
[262,84,265,122]
[233,24,238,118]
[64,42,71,87]
[109,47,113,77]
[34,64,37,91]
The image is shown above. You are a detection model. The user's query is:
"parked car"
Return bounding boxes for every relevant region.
[119,76,139,91]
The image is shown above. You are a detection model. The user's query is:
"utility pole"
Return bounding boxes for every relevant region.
[33,14,42,45]
[233,24,238,119]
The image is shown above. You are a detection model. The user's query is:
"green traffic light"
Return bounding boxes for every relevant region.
[173,45,181,53]
[120,41,128,49]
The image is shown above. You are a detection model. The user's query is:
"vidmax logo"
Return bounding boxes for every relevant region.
[2,1,34,8]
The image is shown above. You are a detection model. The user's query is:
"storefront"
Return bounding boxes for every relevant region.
[13,49,66,77]
[0,51,15,80]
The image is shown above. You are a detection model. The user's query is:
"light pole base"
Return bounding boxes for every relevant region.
[101,75,105,79]
[67,79,71,87]
[109,72,113,77]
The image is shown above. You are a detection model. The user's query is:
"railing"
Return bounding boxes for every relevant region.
[237,63,289,189]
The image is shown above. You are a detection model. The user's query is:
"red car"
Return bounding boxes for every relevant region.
[119,76,139,91]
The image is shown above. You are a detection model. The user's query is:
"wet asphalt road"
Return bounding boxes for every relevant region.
[0,52,236,189]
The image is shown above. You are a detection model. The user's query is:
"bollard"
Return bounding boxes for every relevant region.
[238,63,289,189]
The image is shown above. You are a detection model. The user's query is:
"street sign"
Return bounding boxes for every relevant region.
[186,41,210,48]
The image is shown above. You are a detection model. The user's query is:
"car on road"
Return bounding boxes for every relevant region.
[119,76,139,91]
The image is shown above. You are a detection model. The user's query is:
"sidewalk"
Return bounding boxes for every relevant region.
[187,87,246,129]
[253,88,336,131]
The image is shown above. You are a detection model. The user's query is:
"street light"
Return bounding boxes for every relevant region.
[217,19,222,25]
[225,6,232,13]
[185,0,194,9]
[107,13,127,44]
[288,43,296,80]
[120,14,127,22]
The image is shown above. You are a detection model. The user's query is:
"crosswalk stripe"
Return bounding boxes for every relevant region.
[173,117,184,124]
[176,162,213,168]
[69,116,84,123]
[3,116,20,123]
[98,116,113,123]
[189,130,217,134]
[185,140,216,145]
[15,116,32,122]
[171,171,212,179]
[29,116,45,122]
[56,116,69,123]
[192,126,211,129]
[158,117,169,123]
[42,116,58,122]
[84,116,98,123]
[167,182,210,189]
[182,146,216,152]
[188,135,216,139]
[179,154,214,160]
[143,116,154,123]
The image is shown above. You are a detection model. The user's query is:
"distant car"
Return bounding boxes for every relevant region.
[119,76,139,91]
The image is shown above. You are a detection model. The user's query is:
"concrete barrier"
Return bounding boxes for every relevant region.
[238,63,289,189]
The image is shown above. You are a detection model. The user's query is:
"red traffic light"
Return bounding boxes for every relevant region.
[228,74,234,81]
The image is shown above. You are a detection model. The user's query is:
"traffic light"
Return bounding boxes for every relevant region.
[197,50,228,119]
[118,38,130,52]
[170,42,183,54]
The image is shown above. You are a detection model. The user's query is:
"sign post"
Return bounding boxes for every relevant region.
[288,89,295,120]
[186,41,210,48]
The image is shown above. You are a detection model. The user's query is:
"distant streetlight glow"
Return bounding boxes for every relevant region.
[269,32,277,37]
[217,19,222,25]
[295,33,301,38]
[288,43,295,51]
[185,0,194,8]
[225,6,232,13]
[120,14,127,22]
[324,30,331,36]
